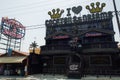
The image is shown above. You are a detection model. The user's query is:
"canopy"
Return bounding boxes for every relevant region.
[0,56,27,63]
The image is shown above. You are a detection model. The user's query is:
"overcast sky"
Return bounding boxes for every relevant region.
[0,0,120,52]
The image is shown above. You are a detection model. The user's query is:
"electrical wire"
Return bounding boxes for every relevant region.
[26,26,45,30]
[0,1,72,16]
[0,0,49,11]
[0,0,91,16]
[0,23,45,31]
[0,0,72,11]
[26,24,46,30]
[25,24,45,28]
[0,0,72,13]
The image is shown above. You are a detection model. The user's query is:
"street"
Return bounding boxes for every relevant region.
[0,74,120,80]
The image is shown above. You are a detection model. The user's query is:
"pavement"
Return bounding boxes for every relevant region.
[0,74,120,80]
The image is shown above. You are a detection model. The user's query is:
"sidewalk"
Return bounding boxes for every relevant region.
[0,74,120,80]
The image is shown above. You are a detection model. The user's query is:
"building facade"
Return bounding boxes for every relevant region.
[39,2,120,78]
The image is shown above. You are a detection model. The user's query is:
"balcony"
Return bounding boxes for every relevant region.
[41,45,72,55]
[81,42,119,53]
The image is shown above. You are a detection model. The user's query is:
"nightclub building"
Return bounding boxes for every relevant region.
[39,2,120,77]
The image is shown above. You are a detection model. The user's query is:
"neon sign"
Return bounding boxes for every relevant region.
[1,17,25,39]
[53,35,69,39]
[85,33,102,37]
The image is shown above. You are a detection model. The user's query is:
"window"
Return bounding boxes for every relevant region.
[90,55,111,66]
[54,57,66,64]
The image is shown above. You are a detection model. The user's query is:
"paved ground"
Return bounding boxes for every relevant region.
[0,74,120,80]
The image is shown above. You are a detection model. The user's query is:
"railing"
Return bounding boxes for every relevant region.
[43,66,67,74]
[82,42,118,49]
[41,42,118,53]
[84,69,120,75]
[41,45,71,51]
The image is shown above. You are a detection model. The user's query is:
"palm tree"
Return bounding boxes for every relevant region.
[30,41,38,53]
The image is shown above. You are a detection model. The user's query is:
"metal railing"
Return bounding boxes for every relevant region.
[82,42,118,49]
[84,69,120,75]
[41,45,71,51]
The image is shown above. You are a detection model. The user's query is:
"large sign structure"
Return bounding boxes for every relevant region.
[47,2,106,19]
[46,11,112,27]
[45,2,113,39]
[1,17,25,39]
[0,17,26,53]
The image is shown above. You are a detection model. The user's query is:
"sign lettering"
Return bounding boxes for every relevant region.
[46,11,113,26]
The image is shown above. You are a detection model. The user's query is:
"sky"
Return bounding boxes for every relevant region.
[0,0,120,52]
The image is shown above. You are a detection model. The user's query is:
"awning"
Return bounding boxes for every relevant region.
[0,56,27,63]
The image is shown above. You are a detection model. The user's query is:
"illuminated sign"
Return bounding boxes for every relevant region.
[1,17,25,39]
[68,63,80,73]
[53,35,69,39]
[85,33,102,37]
[69,64,78,71]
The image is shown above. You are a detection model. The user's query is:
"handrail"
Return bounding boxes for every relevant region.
[82,42,118,49]
[84,69,120,75]
[41,45,71,50]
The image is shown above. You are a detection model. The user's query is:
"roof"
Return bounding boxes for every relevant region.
[0,56,27,63]
[12,50,29,56]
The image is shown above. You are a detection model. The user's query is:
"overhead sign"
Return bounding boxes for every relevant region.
[48,2,106,19]
[1,17,25,39]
